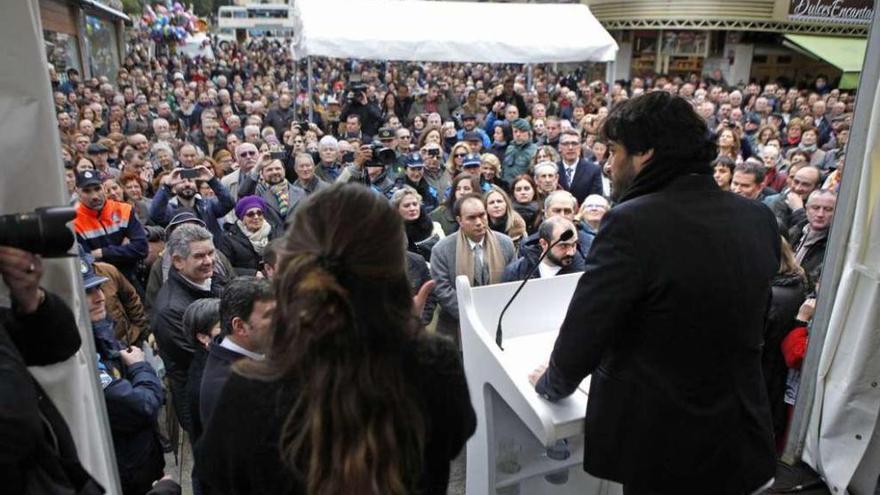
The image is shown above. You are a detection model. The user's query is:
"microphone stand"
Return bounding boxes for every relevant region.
[495,230,575,350]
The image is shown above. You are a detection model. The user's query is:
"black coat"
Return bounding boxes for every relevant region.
[557,158,604,205]
[196,335,475,495]
[765,273,808,440]
[219,222,282,276]
[501,243,586,282]
[406,251,437,326]
[151,268,217,435]
[537,174,780,493]
[0,292,103,494]
[198,339,246,428]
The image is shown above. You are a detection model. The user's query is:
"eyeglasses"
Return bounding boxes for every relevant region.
[239,150,258,157]
[244,210,264,218]
[454,153,468,158]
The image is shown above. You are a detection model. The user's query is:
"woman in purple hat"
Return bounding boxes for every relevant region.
[220,196,283,276]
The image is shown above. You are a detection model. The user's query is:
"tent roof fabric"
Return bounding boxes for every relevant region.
[783,34,867,73]
[292,0,618,64]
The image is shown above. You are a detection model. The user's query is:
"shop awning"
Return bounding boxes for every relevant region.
[783,34,867,89]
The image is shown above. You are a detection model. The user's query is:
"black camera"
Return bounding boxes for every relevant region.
[367,142,396,167]
[347,82,368,103]
[0,207,76,258]
[426,148,441,158]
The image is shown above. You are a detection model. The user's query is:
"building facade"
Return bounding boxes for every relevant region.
[583,0,871,88]
[40,0,129,82]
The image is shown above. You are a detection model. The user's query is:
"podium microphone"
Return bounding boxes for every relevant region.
[495,229,575,350]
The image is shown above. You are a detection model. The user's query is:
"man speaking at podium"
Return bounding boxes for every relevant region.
[531,92,780,495]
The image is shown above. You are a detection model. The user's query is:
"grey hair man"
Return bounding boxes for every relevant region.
[151,224,217,436]
[316,135,342,182]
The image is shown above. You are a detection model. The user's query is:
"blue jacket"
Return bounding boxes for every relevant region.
[456,128,491,148]
[149,177,235,246]
[92,318,165,489]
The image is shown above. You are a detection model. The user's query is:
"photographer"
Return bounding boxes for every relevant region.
[340,84,382,138]
[337,142,396,198]
[0,245,103,494]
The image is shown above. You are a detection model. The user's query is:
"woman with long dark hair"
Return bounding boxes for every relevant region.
[196,183,476,495]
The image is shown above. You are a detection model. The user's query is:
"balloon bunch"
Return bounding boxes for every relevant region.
[141,3,197,45]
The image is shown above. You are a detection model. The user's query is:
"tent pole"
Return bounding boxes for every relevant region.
[781,4,880,464]
[527,64,533,92]
[307,56,313,122]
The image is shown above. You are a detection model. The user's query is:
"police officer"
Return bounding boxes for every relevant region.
[82,252,165,495]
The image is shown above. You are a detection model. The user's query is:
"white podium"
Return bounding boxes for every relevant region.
[456,273,622,495]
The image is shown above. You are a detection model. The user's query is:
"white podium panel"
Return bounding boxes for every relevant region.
[457,274,622,494]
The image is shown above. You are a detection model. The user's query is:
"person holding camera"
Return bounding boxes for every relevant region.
[336,142,397,198]
[149,165,235,249]
[0,245,104,494]
[74,169,149,291]
[340,84,382,139]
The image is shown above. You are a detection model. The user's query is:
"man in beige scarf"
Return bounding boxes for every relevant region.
[430,193,516,346]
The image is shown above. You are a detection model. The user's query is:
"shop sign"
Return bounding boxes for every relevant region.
[788,0,874,24]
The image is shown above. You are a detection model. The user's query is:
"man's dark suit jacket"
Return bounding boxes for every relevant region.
[199,338,247,427]
[537,173,780,494]
[557,158,604,204]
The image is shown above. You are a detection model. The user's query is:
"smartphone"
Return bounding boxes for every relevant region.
[180,168,199,180]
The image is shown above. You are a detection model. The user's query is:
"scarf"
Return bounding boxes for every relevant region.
[455,229,507,286]
[270,180,291,217]
[617,158,713,204]
[405,211,435,245]
[237,219,272,255]
[798,143,818,154]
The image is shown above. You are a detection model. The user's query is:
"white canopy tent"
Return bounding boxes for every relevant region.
[290,0,618,64]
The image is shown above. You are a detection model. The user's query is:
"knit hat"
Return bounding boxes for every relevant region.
[235,195,267,220]
[511,118,531,132]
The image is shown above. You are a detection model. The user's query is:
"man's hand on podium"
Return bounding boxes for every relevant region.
[413,280,436,318]
[529,363,548,387]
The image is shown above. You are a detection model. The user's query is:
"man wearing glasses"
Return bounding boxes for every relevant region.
[557,129,604,205]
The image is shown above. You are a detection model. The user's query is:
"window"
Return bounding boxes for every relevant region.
[777,56,792,64]
[44,31,82,76]
[83,15,120,80]
[753,55,768,64]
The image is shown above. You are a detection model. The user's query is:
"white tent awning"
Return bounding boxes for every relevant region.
[291,0,618,63]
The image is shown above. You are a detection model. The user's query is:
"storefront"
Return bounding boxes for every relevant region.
[40,0,129,82]
[583,0,871,88]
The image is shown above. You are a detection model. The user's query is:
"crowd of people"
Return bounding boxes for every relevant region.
[36,28,854,493]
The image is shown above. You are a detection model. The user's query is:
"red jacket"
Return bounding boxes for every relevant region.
[782,325,809,369]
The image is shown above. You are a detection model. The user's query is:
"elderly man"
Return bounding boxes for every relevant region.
[431,193,516,346]
[534,162,561,198]
[292,153,328,195]
[503,216,585,282]
[502,119,538,183]
[790,189,836,286]
[764,165,822,238]
[222,142,260,202]
[152,224,220,437]
[191,119,226,158]
[557,129,603,204]
[315,135,342,182]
